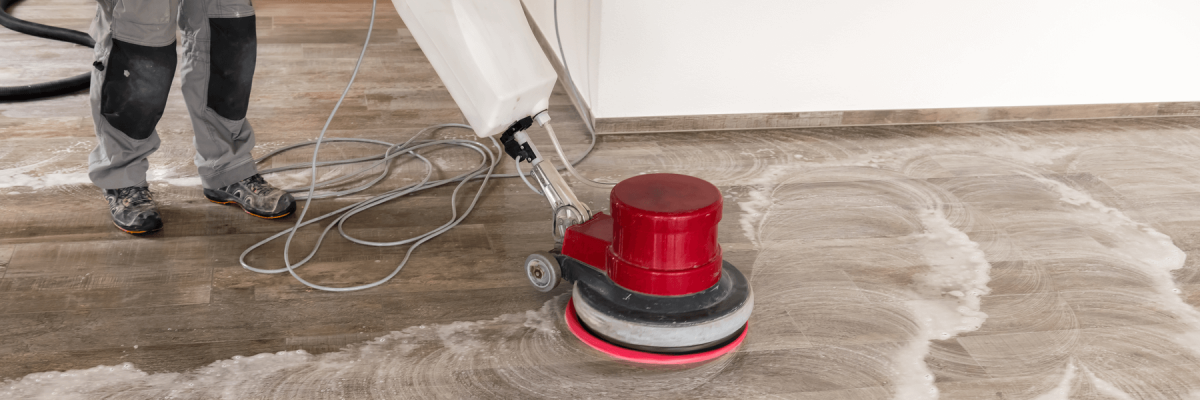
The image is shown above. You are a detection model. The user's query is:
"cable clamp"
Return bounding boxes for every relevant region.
[499,116,537,162]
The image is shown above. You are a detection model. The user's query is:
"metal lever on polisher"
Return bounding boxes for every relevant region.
[499,114,592,242]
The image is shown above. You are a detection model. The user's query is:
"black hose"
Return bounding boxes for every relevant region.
[0,0,95,102]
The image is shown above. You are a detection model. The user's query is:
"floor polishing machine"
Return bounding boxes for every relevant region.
[393,0,753,364]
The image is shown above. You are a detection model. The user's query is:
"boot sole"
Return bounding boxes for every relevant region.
[113,222,161,235]
[205,195,294,219]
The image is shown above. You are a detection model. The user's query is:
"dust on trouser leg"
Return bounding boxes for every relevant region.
[100,40,177,140]
[179,0,260,190]
[87,0,179,190]
[207,16,256,121]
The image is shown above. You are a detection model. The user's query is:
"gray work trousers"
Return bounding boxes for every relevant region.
[88,0,259,190]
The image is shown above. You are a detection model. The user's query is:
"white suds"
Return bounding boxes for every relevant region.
[1027,175,1200,397]
[1033,362,1078,400]
[982,146,1079,166]
[893,209,992,400]
[797,143,1077,171]
[0,172,92,189]
[1032,175,1197,326]
[0,299,580,399]
[738,189,772,246]
[736,165,792,247]
[0,168,203,190]
[1082,367,1135,400]
[0,155,78,189]
[1030,362,1134,400]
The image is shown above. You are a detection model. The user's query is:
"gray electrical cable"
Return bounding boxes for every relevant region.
[552,0,591,134]
[545,122,612,189]
[242,0,501,292]
[239,0,610,292]
[551,0,616,188]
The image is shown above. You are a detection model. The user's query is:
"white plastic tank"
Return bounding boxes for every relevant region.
[392,0,558,138]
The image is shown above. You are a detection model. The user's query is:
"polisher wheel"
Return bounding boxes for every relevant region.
[524,253,560,292]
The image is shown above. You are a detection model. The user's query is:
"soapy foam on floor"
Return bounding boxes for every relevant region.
[1,297,738,399]
[736,164,793,249]
[0,172,92,189]
[9,127,1200,398]
[789,142,1078,172]
[1032,362,1137,400]
[260,163,394,194]
[893,208,992,400]
[739,166,991,399]
[737,153,997,399]
[0,139,393,192]
[0,140,346,191]
[1,145,203,191]
[1,301,560,398]
[1032,174,1199,328]
[734,142,1200,398]
[1016,174,1200,395]
[147,168,203,187]
[0,170,203,191]
[0,154,80,190]
[1032,361,1077,400]
[1082,366,1137,400]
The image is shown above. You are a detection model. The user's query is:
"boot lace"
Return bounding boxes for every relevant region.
[241,174,272,195]
[119,186,153,207]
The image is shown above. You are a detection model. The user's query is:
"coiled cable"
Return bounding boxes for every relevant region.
[0,0,94,101]
[239,0,612,292]
[550,0,615,188]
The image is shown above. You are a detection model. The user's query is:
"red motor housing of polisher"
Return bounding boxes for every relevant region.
[556,173,753,364]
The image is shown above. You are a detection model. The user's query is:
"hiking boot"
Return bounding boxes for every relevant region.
[104,186,163,234]
[204,174,296,219]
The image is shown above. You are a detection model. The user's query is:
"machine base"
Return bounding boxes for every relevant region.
[559,256,754,350]
[565,298,748,365]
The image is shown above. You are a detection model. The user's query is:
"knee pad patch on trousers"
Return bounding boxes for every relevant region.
[208,16,257,121]
[100,39,178,140]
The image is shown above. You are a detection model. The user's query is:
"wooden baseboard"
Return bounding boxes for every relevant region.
[521,4,1200,135]
[594,102,1200,134]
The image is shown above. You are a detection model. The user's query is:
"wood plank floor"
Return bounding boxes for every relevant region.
[5,0,1200,398]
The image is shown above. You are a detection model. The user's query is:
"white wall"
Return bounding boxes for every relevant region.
[521,0,601,113]
[526,0,1200,119]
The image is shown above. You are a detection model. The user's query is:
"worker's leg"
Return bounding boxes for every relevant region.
[87,0,179,190]
[178,0,257,189]
[179,0,295,218]
[88,0,180,234]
